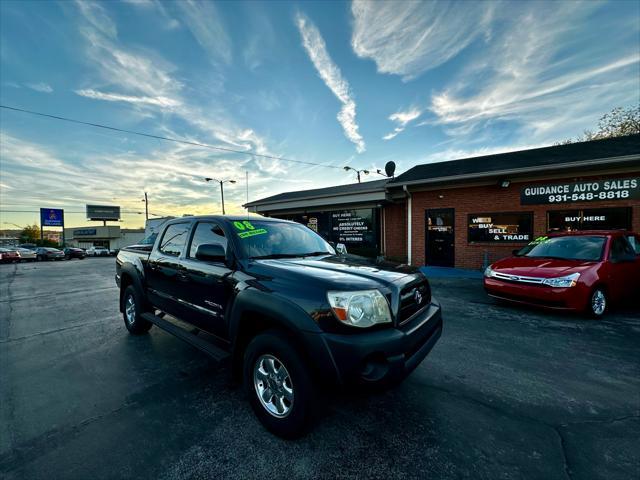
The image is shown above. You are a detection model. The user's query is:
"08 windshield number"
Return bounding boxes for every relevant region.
[233,220,267,238]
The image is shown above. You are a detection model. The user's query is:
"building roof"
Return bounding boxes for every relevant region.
[244,178,389,208]
[389,134,640,186]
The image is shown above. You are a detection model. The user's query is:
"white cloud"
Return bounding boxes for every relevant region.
[75,89,181,108]
[74,0,117,39]
[176,0,231,65]
[351,0,493,81]
[427,2,640,142]
[295,11,365,153]
[26,82,53,93]
[382,107,422,140]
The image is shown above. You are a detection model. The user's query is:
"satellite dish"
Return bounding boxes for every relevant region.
[384,161,396,178]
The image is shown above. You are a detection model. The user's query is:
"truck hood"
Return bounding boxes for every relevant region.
[246,254,421,290]
[491,256,598,278]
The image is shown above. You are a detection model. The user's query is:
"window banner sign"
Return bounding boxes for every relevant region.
[40,208,64,227]
[468,212,533,242]
[521,178,639,205]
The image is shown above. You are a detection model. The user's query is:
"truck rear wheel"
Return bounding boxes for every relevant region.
[122,285,152,334]
[243,330,316,438]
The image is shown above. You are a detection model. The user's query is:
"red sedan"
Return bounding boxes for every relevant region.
[484,231,640,317]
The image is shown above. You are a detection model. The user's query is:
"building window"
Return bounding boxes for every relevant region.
[468,212,533,243]
[276,208,380,257]
[547,207,632,232]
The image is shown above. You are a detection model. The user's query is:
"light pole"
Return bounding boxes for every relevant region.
[142,192,148,221]
[3,222,24,229]
[343,166,369,183]
[205,178,236,215]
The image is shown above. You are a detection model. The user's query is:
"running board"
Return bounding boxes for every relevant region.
[141,312,230,364]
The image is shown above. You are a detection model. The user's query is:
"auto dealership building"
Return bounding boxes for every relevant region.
[246,134,640,269]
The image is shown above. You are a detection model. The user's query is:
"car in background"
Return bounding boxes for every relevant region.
[16,248,37,262]
[86,246,111,257]
[35,247,66,261]
[63,247,87,260]
[484,231,640,317]
[0,248,21,264]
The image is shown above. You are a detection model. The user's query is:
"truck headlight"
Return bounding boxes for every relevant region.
[542,272,580,288]
[327,290,392,328]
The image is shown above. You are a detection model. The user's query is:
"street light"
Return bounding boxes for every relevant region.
[205,178,236,215]
[3,222,24,229]
[343,166,370,183]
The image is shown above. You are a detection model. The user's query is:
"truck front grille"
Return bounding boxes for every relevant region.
[398,279,431,324]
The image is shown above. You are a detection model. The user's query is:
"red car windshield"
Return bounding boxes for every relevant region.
[517,235,606,261]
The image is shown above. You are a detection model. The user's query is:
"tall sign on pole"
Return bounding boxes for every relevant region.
[40,208,65,245]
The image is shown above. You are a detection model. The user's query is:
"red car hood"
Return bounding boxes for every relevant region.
[491,256,598,278]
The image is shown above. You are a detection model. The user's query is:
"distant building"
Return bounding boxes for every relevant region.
[63,226,145,250]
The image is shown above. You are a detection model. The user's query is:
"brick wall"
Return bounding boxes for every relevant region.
[383,201,407,261]
[390,173,639,269]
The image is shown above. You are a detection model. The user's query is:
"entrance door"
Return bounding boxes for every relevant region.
[425,208,455,267]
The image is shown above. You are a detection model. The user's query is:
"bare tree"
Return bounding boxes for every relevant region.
[556,105,640,144]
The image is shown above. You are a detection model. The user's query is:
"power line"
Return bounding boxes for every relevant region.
[0,105,345,170]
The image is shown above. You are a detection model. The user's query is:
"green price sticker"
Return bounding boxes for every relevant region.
[529,236,548,245]
[233,220,267,238]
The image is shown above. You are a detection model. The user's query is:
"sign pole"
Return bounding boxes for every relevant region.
[61,210,65,247]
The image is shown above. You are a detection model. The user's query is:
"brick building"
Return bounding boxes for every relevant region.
[246,135,640,270]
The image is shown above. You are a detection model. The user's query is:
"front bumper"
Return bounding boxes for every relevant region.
[484,277,589,311]
[306,300,443,385]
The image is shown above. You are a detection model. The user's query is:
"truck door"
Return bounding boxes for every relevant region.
[146,222,192,318]
[179,221,232,338]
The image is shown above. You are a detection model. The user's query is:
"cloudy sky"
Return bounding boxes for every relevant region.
[1,0,638,228]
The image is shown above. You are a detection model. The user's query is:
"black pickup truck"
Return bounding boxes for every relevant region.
[116,216,442,437]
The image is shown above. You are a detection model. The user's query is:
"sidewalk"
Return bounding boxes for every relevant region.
[419,266,484,280]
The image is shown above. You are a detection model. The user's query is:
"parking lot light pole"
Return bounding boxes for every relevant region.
[205,178,236,215]
[343,166,370,183]
[142,192,148,221]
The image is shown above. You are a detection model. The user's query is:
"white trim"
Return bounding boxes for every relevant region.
[404,185,412,265]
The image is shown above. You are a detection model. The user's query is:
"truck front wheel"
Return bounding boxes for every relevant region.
[243,330,317,438]
[122,285,152,334]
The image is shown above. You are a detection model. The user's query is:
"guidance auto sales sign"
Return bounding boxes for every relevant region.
[521,177,639,205]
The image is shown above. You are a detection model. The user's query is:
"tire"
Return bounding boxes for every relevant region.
[122,285,152,334]
[587,287,607,318]
[243,330,317,438]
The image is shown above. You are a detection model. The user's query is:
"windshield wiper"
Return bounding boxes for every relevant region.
[301,251,332,257]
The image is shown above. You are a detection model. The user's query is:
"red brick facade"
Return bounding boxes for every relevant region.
[383,172,640,270]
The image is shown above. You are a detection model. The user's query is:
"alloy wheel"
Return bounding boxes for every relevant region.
[125,294,136,325]
[253,354,294,418]
[592,290,606,316]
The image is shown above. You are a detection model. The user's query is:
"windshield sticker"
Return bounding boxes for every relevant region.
[233,220,267,238]
[528,236,549,245]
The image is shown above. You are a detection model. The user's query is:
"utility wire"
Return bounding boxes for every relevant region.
[0,105,345,170]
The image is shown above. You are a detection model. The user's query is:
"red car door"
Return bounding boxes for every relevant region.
[606,235,639,302]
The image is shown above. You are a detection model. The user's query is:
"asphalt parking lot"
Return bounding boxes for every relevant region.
[1,258,638,480]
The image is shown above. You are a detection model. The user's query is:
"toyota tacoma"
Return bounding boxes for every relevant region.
[115,216,442,437]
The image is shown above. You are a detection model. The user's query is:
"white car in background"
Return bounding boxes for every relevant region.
[86,246,111,257]
[16,248,37,262]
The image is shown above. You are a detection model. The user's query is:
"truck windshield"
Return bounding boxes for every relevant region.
[517,235,606,261]
[233,220,334,259]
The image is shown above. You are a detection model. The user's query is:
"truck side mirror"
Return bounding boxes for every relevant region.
[336,243,348,255]
[195,243,226,263]
[512,249,521,256]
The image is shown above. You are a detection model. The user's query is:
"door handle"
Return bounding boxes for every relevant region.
[177,272,189,282]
